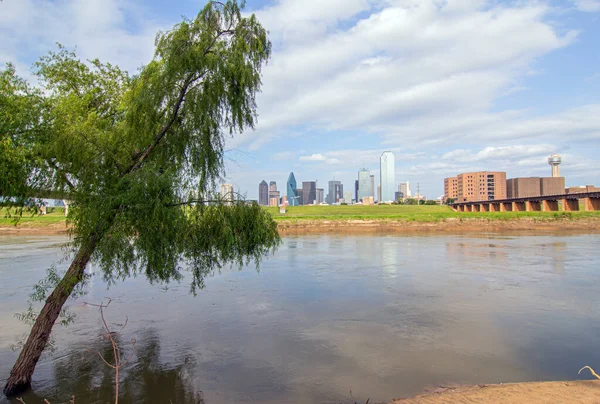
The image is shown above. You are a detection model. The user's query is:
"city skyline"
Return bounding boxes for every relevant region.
[5,1,600,199]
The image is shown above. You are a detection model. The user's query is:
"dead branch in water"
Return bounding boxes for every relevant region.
[84,298,136,404]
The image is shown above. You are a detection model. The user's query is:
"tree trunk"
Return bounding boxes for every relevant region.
[3,235,98,397]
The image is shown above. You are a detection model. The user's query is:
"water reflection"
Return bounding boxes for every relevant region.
[11,330,204,404]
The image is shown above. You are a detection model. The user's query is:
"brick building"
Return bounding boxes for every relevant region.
[444,177,458,200]
[507,177,565,198]
[451,172,506,202]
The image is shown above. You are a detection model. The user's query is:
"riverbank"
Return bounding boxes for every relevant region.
[2,216,600,236]
[390,380,600,403]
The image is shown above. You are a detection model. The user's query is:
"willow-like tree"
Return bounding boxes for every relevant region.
[2,0,279,396]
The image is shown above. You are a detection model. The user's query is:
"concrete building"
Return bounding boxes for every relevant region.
[317,188,324,204]
[444,177,458,200]
[297,188,304,205]
[302,181,316,205]
[344,190,352,203]
[355,180,359,202]
[548,154,561,178]
[287,172,299,206]
[281,195,288,206]
[455,171,507,202]
[362,196,374,205]
[328,180,343,204]
[259,180,269,206]
[269,181,277,192]
[380,151,395,202]
[377,185,381,203]
[370,175,375,200]
[507,177,565,198]
[219,184,234,205]
[399,182,411,198]
[269,197,279,207]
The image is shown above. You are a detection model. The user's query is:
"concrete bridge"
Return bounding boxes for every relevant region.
[451,191,600,212]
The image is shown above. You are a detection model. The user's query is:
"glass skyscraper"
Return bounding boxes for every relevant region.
[327,180,343,204]
[358,168,372,202]
[287,172,299,206]
[380,151,395,202]
[259,180,268,206]
[302,181,316,205]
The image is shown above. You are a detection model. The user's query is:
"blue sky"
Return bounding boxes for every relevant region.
[1,0,599,199]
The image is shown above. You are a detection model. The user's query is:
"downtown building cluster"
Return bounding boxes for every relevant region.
[257,151,414,206]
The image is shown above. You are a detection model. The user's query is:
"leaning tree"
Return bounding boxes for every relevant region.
[2,0,280,396]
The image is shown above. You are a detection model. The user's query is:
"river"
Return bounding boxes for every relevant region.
[1,233,599,403]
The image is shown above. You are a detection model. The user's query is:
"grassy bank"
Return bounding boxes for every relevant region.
[0,207,67,227]
[266,204,600,222]
[2,205,600,233]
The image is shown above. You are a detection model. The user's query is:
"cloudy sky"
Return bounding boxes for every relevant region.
[2,0,599,199]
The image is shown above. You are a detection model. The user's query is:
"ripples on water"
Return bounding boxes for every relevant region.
[1,233,599,403]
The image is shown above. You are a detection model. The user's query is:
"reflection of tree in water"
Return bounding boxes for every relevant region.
[17,329,204,404]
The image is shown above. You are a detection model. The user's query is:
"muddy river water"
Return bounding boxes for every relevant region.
[1,233,599,403]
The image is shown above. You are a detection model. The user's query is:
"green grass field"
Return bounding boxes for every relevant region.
[0,207,67,227]
[2,205,599,228]
[266,204,600,222]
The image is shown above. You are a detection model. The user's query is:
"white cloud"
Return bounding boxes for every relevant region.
[0,0,160,74]
[299,154,342,165]
[240,0,581,151]
[573,0,600,12]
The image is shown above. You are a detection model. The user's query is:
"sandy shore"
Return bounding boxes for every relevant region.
[2,218,600,236]
[389,380,600,403]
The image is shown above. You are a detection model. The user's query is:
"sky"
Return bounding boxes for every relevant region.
[1,0,600,200]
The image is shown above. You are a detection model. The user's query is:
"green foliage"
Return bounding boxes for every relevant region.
[2,1,279,293]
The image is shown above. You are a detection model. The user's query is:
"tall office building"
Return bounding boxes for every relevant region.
[399,182,411,198]
[297,188,304,205]
[302,181,316,205]
[370,175,375,200]
[219,183,234,205]
[358,169,371,202]
[259,181,268,206]
[380,151,395,202]
[269,181,277,192]
[317,188,324,204]
[377,185,381,202]
[287,172,299,206]
[268,181,279,203]
[355,180,359,202]
[327,180,343,204]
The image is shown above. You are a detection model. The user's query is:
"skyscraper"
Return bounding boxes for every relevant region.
[370,175,375,200]
[219,183,234,205]
[269,181,279,202]
[297,188,304,205]
[287,172,299,206]
[327,180,343,204]
[317,188,324,204]
[259,181,268,206]
[344,190,352,204]
[399,182,411,198]
[355,180,359,202]
[358,169,371,202]
[380,151,395,202]
[302,181,316,205]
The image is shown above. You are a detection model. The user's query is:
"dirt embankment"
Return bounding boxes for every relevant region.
[2,218,600,236]
[276,218,600,235]
[389,380,600,404]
